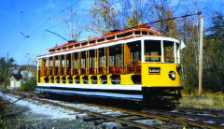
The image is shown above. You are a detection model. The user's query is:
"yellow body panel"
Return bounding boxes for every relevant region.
[142,63,181,87]
[120,74,134,85]
[107,74,112,85]
[49,76,53,83]
[38,64,181,88]
[59,76,63,84]
[87,76,92,84]
[54,76,58,83]
[79,75,84,84]
[66,76,70,84]
[40,76,45,83]
[72,75,76,83]
[97,75,102,84]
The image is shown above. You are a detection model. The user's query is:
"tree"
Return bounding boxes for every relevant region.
[0,57,15,88]
[89,0,153,33]
[202,13,224,91]
[181,41,198,93]
[182,12,224,92]
[89,0,120,34]
[179,18,199,93]
[89,0,178,35]
[208,13,224,40]
[125,0,145,28]
[150,0,178,37]
[127,9,142,28]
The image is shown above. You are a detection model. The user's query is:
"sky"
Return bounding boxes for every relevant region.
[0,0,223,65]
[0,0,94,65]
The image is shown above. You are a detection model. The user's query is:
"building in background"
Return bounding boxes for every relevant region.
[10,74,22,89]
[9,65,36,89]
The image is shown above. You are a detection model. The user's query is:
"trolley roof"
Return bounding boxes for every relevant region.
[48,25,159,53]
[38,24,179,59]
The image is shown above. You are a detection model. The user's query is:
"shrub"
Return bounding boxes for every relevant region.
[20,78,36,92]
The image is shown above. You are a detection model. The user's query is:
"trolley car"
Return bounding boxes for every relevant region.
[36,25,182,105]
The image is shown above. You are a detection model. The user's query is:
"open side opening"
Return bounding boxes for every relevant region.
[109,44,123,74]
[89,50,96,74]
[81,52,87,74]
[65,54,71,76]
[75,76,80,84]
[98,48,106,74]
[111,75,120,84]
[72,53,79,75]
[125,41,141,74]
[83,76,88,84]
[131,75,141,84]
[54,56,59,76]
[91,76,97,84]
[56,76,60,83]
[48,57,53,76]
[50,76,54,82]
[44,76,49,83]
[100,75,107,84]
[62,76,66,84]
[68,76,73,84]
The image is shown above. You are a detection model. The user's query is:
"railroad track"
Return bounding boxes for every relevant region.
[2,91,224,129]
[143,109,224,128]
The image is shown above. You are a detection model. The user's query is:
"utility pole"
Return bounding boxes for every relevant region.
[198,14,204,96]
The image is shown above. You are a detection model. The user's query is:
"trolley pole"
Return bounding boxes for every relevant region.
[198,15,204,96]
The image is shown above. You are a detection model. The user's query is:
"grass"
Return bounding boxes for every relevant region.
[179,91,224,110]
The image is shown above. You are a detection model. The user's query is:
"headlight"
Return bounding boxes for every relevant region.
[168,71,176,80]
